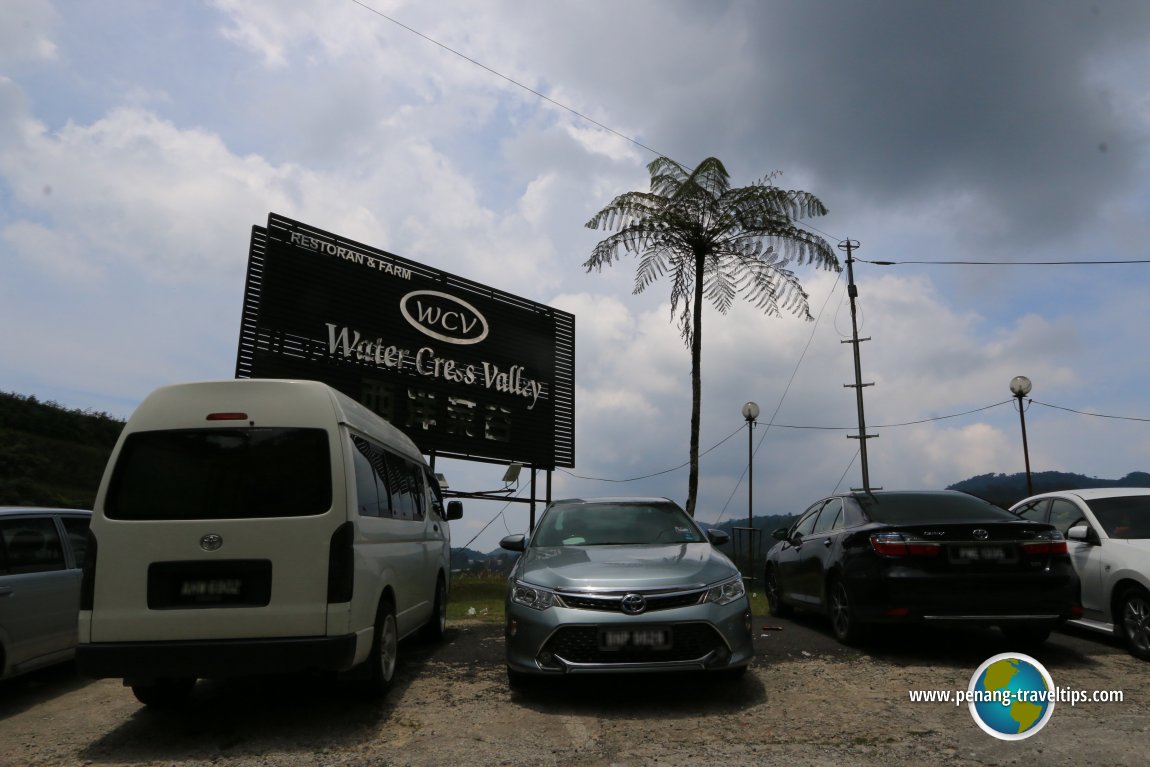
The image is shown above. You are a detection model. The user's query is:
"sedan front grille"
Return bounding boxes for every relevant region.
[558,589,706,613]
[543,623,724,665]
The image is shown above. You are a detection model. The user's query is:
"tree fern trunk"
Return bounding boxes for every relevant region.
[686,253,705,517]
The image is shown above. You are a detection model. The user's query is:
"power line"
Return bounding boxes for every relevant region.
[347,0,670,160]
[1032,400,1150,424]
[769,399,1016,430]
[558,423,745,483]
[858,257,1150,266]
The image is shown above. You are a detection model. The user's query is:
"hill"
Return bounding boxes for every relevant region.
[0,391,124,508]
[946,470,1150,509]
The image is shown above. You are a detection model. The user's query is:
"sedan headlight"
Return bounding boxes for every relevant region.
[510,581,562,611]
[703,575,747,606]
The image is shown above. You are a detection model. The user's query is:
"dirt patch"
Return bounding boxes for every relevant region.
[0,620,1146,766]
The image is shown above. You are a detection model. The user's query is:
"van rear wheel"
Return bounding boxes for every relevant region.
[421,575,447,642]
[361,598,398,697]
[131,677,196,708]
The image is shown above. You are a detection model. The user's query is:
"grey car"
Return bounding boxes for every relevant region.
[0,507,91,680]
[499,497,753,687]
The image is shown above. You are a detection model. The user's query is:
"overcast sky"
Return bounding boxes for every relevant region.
[3,0,1149,553]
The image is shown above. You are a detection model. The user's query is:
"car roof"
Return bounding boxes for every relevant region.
[844,490,976,500]
[548,497,678,506]
[1020,488,1150,502]
[0,507,91,516]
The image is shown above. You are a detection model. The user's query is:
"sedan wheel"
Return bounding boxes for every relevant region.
[765,567,792,618]
[828,579,865,645]
[1118,586,1150,661]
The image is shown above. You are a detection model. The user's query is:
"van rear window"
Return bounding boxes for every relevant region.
[105,428,332,520]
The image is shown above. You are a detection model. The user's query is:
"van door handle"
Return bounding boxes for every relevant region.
[823,538,832,547]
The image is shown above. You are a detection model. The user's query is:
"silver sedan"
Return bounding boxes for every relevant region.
[499,497,753,687]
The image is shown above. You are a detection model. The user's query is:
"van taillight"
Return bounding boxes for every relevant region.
[206,412,248,421]
[327,521,355,603]
[80,530,98,610]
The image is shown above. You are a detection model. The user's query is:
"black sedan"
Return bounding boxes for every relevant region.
[763,490,1081,645]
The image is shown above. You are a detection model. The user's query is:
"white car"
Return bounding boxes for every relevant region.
[1011,488,1150,660]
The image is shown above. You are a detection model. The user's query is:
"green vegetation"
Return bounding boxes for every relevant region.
[0,391,124,508]
[449,573,507,622]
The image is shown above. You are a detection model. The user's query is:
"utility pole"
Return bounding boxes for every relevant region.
[839,239,877,492]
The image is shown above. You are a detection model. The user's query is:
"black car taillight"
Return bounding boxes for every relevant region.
[869,532,941,557]
[1021,530,1069,556]
[80,529,98,611]
[327,521,355,603]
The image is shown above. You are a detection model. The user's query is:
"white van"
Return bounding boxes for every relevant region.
[76,379,461,706]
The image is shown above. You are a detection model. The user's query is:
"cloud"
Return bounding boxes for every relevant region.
[0,0,59,64]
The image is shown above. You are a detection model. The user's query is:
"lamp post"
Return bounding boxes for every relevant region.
[1009,376,1033,496]
[741,401,759,579]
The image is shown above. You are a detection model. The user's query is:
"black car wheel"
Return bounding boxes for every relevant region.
[828,578,865,645]
[1118,585,1150,661]
[765,566,792,618]
[131,676,196,708]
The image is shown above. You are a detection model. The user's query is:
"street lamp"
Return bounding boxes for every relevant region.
[741,401,759,579]
[1009,376,1033,496]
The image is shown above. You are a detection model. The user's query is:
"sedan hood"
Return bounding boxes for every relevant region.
[517,543,737,592]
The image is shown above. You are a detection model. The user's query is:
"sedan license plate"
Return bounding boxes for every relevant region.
[599,627,672,651]
[953,545,1008,562]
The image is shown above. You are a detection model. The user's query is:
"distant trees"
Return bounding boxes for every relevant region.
[948,471,1150,509]
[584,157,839,515]
[0,391,124,508]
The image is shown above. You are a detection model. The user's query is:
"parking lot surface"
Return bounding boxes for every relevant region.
[0,615,1146,766]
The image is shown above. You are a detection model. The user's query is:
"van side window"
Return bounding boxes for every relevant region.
[0,517,65,574]
[386,455,425,522]
[352,437,386,517]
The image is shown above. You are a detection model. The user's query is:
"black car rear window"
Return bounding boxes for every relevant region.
[105,428,332,520]
[855,493,1015,524]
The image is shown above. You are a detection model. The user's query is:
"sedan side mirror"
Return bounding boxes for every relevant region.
[706,529,730,546]
[772,527,789,542]
[500,533,526,552]
[1066,524,1097,545]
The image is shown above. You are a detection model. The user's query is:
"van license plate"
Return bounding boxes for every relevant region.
[599,627,671,651]
[181,578,243,598]
[148,560,271,609]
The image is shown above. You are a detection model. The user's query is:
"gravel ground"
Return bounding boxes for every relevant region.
[0,618,1146,767]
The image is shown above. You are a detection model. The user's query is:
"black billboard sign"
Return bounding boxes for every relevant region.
[236,213,575,468]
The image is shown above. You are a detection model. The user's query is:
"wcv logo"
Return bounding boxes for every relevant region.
[399,290,489,345]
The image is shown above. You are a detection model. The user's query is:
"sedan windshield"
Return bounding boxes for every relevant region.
[532,501,705,546]
[1085,496,1150,539]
